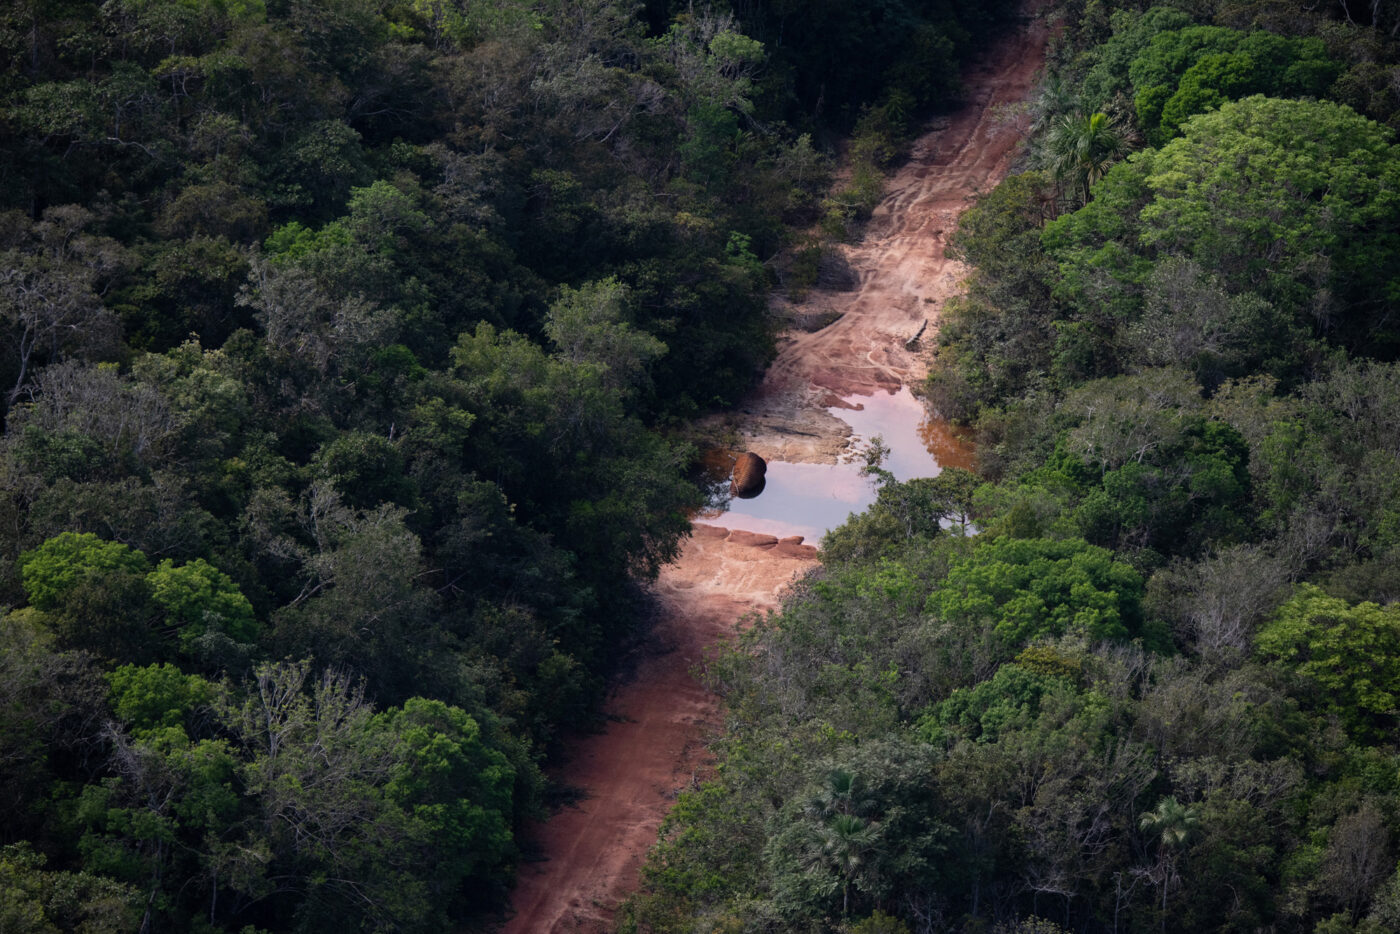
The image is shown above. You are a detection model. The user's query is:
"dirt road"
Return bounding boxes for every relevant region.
[739,21,1047,465]
[502,11,1047,932]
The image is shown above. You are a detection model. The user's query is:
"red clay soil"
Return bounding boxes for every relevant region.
[501,11,1048,933]
[737,10,1050,465]
[502,527,818,933]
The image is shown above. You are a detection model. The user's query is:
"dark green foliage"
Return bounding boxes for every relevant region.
[923,661,1078,744]
[706,0,1020,127]
[9,2,1400,931]
[1129,28,1341,145]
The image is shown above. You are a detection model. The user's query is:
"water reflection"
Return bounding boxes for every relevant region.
[699,387,971,544]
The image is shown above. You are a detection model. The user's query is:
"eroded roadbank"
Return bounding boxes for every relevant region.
[502,10,1047,931]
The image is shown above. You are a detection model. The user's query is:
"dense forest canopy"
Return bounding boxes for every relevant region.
[0,0,1025,930]
[622,1,1400,933]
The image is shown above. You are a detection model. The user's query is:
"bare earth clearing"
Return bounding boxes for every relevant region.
[502,12,1048,932]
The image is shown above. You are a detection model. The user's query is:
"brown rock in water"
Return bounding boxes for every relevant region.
[731,452,767,498]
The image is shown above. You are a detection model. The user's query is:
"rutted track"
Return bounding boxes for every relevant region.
[739,14,1047,465]
[501,11,1047,932]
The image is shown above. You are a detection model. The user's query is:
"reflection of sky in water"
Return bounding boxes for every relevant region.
[698,387,969,544]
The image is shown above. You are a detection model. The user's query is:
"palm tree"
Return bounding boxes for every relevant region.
[1043,111,1132,207]
[1138,796,1200,931]
[804,768,875,821]
[1029,72,1078,137]
[801,770,882,916]
[814,813,880,916]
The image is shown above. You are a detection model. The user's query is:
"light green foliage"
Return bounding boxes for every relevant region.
[19,532,151,612]
[1141,96,1400,321]
[386,0,538,46]
[390,0,472,45]
[147,558,259,649]
[544,277,666,394]
[776,133,831,209]
[926,536,1146,648]
[263,219,354,262]
[343,179,433,253]
[1256,585,1400,737]
[1140,794,1199,849]
[706,30,764,110]
[848,912,912,934]
[106,663,215,734]
[378,698,517,894]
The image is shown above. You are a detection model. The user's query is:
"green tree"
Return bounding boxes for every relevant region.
[1041,111,1133,206]
[106,662,215,735]
[1140,97,1400,351]
[19,532,150,612]
[0,843,140,934]
[544,277,666,395]
[76,665,242,931]
[1255,585,1400,739]
[377,697,519,913]
[146,558,259,659]
[19,532,155,662]
[926,536,1150,650]
[1138,796,1201,931]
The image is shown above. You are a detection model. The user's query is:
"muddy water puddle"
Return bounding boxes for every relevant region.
[698,387,971,544]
